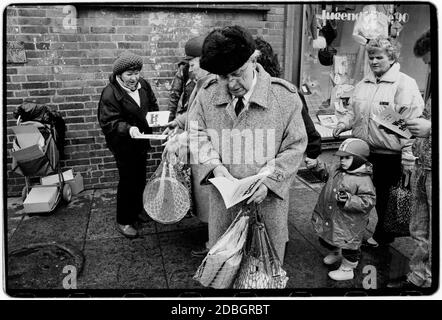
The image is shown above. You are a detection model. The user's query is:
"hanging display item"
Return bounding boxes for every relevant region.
[352,5,389,44]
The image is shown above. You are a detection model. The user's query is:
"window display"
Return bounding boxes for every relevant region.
[300,3,431,139]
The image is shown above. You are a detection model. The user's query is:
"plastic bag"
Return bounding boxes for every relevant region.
[233,207,288,289]
[193,207,250,289]
[143,153,191,224]
[384,178,414,237]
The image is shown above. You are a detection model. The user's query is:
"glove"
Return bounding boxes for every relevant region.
[305,157,318,169]
[336,190,349,203]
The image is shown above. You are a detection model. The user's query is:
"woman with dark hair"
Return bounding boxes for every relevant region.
[98,51,159,238]
[254,37,322,163]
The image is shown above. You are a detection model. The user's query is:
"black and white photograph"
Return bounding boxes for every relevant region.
[1,1,438,300]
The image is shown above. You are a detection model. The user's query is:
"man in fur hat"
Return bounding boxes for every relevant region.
[188,26,307,262]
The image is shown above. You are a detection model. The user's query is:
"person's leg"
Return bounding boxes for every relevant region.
[328,248,360,281]
[408,168,432,287]
[319,237,342,265]
[115,151,146,226]
[369,153,402,244]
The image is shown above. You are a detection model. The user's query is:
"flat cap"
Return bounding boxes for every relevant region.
[200,25,255,75]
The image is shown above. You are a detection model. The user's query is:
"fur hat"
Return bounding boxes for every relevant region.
[113,51,143,76]
[200,25,256,75]
[184,35,205,59]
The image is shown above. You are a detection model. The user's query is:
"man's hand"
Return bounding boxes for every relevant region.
[247,183,268,205]
[213,165,237,182]
[335,191,349,203]
[129,126,143,138]
[305,157,318,169]
[405,118,431,138]
[162,120,179,136]
[332,123,346,138]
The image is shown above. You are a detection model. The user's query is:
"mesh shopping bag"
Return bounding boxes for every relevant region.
[383,177,414,237]
[143,153,191,224]
[193,207,250,288]
[233,206,289,289]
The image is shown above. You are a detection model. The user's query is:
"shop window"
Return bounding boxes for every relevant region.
[299,3,431,138]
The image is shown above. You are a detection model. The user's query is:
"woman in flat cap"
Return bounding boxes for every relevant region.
[98,51,159,238]
[188,25,307,262]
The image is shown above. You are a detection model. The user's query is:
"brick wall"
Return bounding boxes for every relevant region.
[5,4,288,196]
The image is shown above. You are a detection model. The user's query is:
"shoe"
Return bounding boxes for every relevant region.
[362,237,379,248]
[387,276,420,289]
[323,250,342,265]
[328,258,358,281]
[191,247,210,257]
[116,223,138,238]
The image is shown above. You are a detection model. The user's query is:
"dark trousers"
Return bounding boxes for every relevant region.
[369,152,402,244]
[114,150,147,225]
[319,237,360,263]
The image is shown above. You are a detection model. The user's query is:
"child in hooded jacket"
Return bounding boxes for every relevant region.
[306,138,376,281]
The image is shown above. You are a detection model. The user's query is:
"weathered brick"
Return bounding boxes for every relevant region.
[7,68,18,75]
[27,74,54,81]
[17,8,47,16]
[117,42,143,49]
[20,26,49,33]
[7,98,23,105]
[66,96,91,102]
[66,159,90,166]
[90,26,116,33]
[59,34,83,42]
[58,103,85,110]
[18,17,51,25]
[22,82,49,89]
[57,88,83,95]
[29,89,55,96]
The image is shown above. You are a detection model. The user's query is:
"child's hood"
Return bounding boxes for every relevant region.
[345,162,373,176]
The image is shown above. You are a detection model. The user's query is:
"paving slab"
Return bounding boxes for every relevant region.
[6,197,25,242]
[78,235,166,290]
[8,190,93,250]
[158,228,209,290]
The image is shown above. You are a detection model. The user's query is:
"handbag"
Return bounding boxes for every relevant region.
[193,207,250,289]
[383,177,414,237]
[233,205,289,289]
[143,152,191,224]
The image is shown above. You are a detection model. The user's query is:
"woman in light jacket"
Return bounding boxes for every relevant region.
[333,37,424,246]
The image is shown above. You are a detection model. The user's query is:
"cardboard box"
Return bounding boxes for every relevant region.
[11,125,44,149]
[23,186,58,213]
[67,173,84,195]
[10,125,45,162]
[41,169,74,185]
[41,169,84,195]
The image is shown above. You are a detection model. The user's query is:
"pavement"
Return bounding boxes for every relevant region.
[5,163,418,297]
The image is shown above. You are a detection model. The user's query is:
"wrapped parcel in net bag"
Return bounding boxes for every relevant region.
[233,207,289,289]
[193,207,250,289]
[143,155,191,224]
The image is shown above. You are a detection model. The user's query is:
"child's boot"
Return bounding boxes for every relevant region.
[323,249,342,265]
[328,258,358,281]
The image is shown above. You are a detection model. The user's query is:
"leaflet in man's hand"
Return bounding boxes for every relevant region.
[372,106,412,139]
[209,173,268,209]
